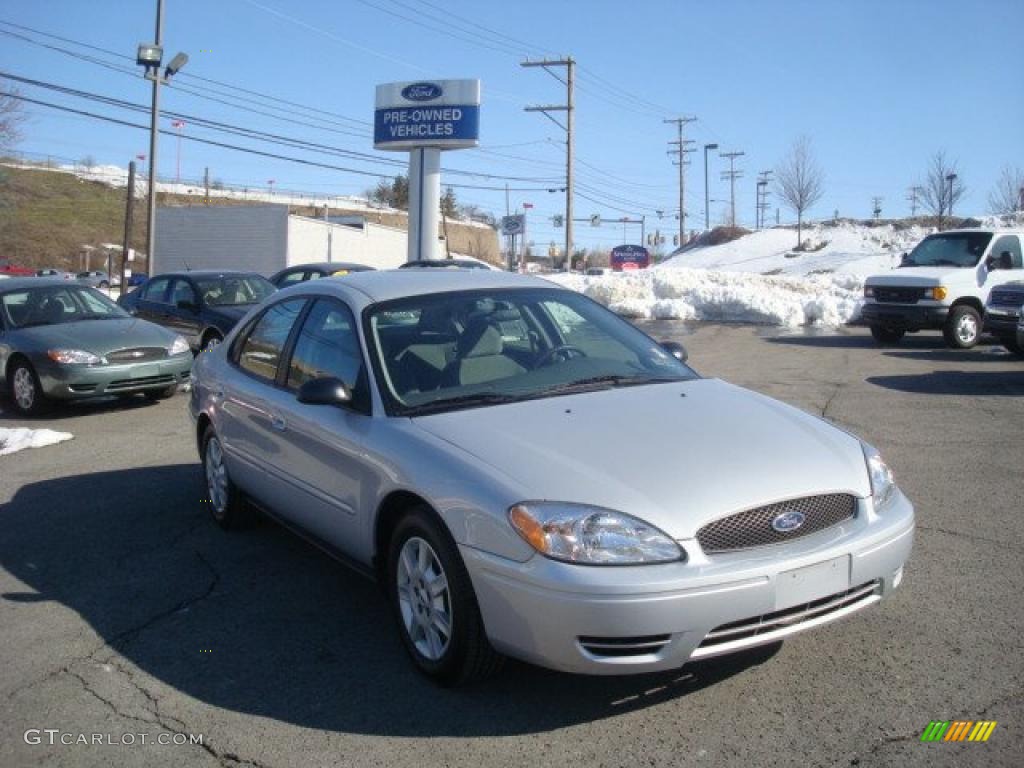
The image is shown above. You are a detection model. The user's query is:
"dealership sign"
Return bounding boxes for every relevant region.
[374,80,481,150]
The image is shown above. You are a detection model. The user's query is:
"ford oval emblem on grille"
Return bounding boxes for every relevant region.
[771,511,806,533]
[402,82,443,101]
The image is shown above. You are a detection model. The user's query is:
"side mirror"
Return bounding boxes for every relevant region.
[899,252,910,265]
[660,340,688,363]
[296,376,352,406]
[177,299,198,311]
[998,251,1014,270]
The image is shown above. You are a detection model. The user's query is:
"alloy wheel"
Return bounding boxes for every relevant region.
[396,536,452,661]
[13,367,36,411]
[956,313,978,344]
[205,437,229,516]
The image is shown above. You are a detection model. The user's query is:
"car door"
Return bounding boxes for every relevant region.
[217,298,308,510]
[167,278,203,345]
[132,277,172,325]
[269,297,376,559]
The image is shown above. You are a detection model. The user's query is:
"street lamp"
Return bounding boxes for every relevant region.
[703,143,718,231]
[946,173,958,224]
[135,0,188,276]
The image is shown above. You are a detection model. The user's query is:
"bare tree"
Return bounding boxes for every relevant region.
[918,150,965,226]
[988,165,1024,215]
[0,81,26,151]
[775,136,825,248]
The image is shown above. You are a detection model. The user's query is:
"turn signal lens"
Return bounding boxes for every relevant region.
[931,286,948,301]
[509,504,547,553]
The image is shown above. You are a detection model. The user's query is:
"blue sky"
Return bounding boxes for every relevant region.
[2,0,1022,252]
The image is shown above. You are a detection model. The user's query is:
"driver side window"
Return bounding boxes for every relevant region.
[171,279,198,307]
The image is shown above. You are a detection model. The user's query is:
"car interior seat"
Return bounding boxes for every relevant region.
[441,314,527,387]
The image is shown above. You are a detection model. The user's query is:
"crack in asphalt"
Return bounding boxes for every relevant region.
[6,548,274,768]
[916,524,1024,554]
[819,381,845,420]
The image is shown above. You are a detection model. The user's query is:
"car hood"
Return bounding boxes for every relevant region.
[411,378,871,540]
[20,318,176,354]
[866,266,976,286]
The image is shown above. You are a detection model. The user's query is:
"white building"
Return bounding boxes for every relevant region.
[154,205,409,275]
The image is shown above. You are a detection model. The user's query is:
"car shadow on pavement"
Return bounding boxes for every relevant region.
[881,348,1018,364]
[867,370,1024,396]
[763,332,949,350]
[0,393,161,422]
[2,465,778,737]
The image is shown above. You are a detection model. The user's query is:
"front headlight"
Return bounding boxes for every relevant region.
[509,502,684,565]
[863,444,896,510]
[47,349,103,365]
[863,285,875,298]
[169,335,191,355]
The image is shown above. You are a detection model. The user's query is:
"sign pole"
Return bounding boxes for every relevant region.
[407,147,441,262]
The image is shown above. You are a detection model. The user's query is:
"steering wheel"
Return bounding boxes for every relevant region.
[535,344,587,367]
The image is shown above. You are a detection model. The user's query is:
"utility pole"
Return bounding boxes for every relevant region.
[756,170,772,229]
[145,0,163,276]
[203,166,210,204]
[523,57,575,271]
[720,150,745,227]
[703,143,718,231]
[906,185,923,217]
[665,116,697,245]
[872,196,883,221]
[120,160,136,293]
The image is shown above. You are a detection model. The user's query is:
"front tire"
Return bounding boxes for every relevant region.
[943,305,981,349]
[870,325,905,344]
[8,360,50,417]
[200,426,253,529]
[144,384,178,401]
[387,507,503,686]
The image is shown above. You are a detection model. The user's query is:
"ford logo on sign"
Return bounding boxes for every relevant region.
[402,82,443,102]
[771,510,806,533]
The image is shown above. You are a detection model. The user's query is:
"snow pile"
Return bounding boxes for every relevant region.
[0,427,74,456]
[547,269,863,327]
[658,221,929,278]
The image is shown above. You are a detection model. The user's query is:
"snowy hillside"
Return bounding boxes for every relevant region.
[550,222,937,328]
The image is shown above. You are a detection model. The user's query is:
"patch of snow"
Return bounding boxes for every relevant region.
[0,427,74,456]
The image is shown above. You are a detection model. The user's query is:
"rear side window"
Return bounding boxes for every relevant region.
[141,277,170,302]
[991,236,1023,269]
[286,299,366,401]
[277,270,307,287]
[237,299,305,382]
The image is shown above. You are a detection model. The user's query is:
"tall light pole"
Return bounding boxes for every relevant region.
[522,57,575,271]
[136,0,187,276]
[703,143,718,231]
[171,119,185,183]
[946,173,957,223]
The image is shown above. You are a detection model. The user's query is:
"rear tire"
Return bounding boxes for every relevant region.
[8,360,50,417]
[943,305,981,349]
[200,426,253,530]
[870,325,904,344]
[387,506,504,686]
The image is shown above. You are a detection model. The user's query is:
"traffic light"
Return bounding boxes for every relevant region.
[552,214,564,227]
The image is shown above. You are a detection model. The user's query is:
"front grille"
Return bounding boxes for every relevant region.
[874,286,925,304]
[107,374,175,392]
[578,634,672,658]
[696,580,880,652]
[989,289,1024,309]
[107,347,168,363]
[697,493,856,554]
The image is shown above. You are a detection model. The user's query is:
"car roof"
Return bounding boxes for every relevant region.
[0,277,82,291]
[932,228,1024,236]
[152,270,268,279]
[310,268,554,303]
[281,261,374,273]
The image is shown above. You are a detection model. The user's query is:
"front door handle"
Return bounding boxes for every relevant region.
[270,414,287,432]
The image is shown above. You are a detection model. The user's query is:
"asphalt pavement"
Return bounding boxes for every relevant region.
[1,323,1022,768]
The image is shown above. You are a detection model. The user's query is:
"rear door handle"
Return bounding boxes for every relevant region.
[270,414,287,432]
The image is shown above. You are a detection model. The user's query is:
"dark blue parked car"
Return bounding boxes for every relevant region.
[117,270,275,352]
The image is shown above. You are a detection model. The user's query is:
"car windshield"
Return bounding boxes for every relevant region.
[1,285,129,328]
[902,232,992,268]
[194,275,275,306]
[366,288,696,415]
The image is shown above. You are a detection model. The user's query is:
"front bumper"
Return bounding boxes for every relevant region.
[982,307,1021,336]
[37,354,194,399]
[464,491,914,675]
[858,302,949,331]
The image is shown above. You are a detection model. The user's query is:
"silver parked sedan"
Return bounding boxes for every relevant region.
[1,278,193,415]
[189,271,914,685]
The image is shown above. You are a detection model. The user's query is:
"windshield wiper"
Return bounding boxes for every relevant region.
[535,374,682,396]
[403,391,525,416]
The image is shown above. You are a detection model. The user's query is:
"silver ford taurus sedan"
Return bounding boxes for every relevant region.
[189,270,914,685]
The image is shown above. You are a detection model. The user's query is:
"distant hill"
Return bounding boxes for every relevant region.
[0,162,500,271]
